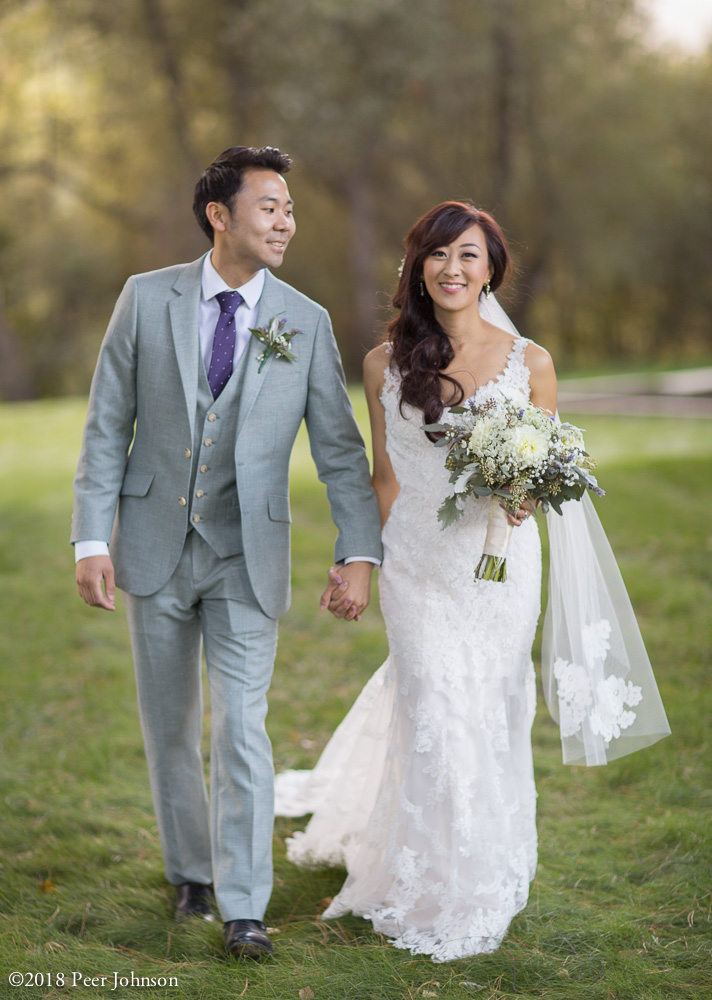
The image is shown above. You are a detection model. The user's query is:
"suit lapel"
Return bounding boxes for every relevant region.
[235,271,287,439]
[169,256,205,438]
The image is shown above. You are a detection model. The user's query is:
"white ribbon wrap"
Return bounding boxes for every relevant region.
[483,496,514,558]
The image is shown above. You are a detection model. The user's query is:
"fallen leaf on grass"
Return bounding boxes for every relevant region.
[423,992,438,997]
[299,989,314,1000]
[39,878,56,893]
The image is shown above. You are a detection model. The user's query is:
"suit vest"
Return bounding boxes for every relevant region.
[186,348,248,557]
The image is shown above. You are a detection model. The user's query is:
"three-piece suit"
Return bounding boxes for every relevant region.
[72,255,383,920]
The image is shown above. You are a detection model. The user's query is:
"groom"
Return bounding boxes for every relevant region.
[72,145,383,959]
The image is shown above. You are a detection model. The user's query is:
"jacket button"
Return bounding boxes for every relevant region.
[207,413,217,422]
[195,490,204,498]
[192,514,201,523]
[204,438,213,447]
[178,497,187,506]
[184,447,191,458]
[199,465,208,473]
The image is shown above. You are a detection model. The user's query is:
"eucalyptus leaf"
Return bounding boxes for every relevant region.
[437,495,464,529]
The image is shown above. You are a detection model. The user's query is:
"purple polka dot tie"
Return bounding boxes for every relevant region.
[208,290,243,398]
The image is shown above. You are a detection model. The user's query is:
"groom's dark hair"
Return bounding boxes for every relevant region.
[193,145,293,242]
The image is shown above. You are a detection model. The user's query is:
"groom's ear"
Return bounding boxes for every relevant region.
[205,201,229,236]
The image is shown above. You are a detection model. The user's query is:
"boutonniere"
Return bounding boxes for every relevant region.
[249,317,302,373]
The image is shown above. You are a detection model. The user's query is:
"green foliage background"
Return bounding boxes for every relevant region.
[0,0,711,399]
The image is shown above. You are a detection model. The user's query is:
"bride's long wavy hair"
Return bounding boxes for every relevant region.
[388,201,512,425]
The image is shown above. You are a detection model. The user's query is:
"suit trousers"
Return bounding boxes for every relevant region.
[122,529,279,922]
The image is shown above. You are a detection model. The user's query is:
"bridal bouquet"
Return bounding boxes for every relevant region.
[424,396,604,582]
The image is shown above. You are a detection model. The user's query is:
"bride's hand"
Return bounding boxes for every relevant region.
[319,563,373,622]
[504,499,537,527]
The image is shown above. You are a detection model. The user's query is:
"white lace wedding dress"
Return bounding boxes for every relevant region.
[275,337,542,962]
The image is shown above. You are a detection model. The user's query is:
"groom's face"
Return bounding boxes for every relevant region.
[220,169,296,275]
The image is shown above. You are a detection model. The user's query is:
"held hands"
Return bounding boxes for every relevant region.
[76,555,116,611]
[319,562,374,622]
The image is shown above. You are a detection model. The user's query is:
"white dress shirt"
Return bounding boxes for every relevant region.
[199,252,264,372]
[75,253,378,567]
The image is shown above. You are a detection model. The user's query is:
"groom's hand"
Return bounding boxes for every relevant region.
[319,563,373,622]
[76,555,116,611]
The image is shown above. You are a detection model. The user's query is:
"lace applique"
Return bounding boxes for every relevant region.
[277,331,543,962]
[583,619,611,666]
[553,619,643,743]
[552,658,593,738]
[590,676,643,742]
[470,337,531,405]
[381,362,400,399]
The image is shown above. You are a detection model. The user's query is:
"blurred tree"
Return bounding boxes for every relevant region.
[0,0,710,399]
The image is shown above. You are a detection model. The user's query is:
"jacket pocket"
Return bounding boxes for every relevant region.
[120,473,155,497]
[268,494,291,523]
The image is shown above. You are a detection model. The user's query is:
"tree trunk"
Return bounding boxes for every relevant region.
[0,297,37,400]
[491,0,517,219]
[342,172,380,377]
[141,0,200,176]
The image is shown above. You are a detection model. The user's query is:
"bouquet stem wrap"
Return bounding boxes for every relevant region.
[475,497,513,582]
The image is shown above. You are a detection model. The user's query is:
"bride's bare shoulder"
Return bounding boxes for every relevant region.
[364,342,392,370]
[523,339,555,378]
[363,343,393,392]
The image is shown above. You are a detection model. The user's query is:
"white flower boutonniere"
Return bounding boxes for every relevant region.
[249,317,302,373]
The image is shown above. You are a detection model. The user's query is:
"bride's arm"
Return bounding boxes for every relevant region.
[363,345,400,528]
[526,341,558,414]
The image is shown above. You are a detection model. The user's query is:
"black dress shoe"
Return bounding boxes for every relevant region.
[224,919,273,960]
[173,882,217,922]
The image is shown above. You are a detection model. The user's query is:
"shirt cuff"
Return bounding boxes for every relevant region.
[74,540,110,562]
[343,556,381,567]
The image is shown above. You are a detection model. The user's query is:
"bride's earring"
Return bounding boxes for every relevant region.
[420,281,425,297]
[484,279,491,299]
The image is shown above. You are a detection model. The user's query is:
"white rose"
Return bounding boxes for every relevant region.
[504,424,550,470]
[559,424,585,454]
[468,417,492,456]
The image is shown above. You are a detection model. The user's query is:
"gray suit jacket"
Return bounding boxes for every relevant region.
[72,256,383,618]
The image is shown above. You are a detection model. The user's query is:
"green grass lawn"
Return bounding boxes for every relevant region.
[0,394,710,1000]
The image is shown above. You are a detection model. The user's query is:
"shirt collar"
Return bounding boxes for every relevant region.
[201,251,266,309]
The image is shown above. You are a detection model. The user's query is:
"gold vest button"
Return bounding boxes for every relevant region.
[192,514,201,523]
[184,447,191,458]
[207,413,217,422]
[204,438,213,447]
[199,465,208,473]
[178,496,187,506]
[195,490,204,498]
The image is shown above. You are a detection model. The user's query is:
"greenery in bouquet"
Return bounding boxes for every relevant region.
[424,395,604,530]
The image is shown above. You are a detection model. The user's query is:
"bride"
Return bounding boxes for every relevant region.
[274,201,670,962]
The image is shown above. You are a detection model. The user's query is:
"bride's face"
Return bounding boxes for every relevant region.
[422,224,491,316]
